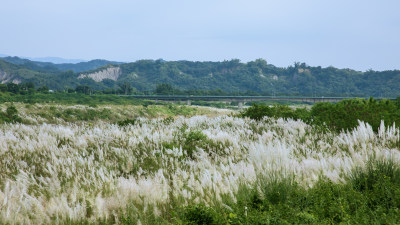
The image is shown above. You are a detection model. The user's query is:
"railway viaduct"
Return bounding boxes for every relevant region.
[122,95,393,108]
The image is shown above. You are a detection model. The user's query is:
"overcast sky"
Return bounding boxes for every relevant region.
[0,0,399,71]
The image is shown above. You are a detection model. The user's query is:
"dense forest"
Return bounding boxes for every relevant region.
[1,57,400,97]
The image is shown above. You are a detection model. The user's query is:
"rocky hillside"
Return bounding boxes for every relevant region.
[78,67,121,82]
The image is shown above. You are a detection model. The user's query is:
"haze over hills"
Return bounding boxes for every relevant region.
[0,56,399,97]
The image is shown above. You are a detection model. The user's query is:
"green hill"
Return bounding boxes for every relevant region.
[0,58,399,97]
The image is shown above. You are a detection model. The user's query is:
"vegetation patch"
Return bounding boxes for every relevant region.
[0,105,22,123]
[242,97,400,132]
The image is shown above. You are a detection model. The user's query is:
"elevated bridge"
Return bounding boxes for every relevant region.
[122,95,394,108]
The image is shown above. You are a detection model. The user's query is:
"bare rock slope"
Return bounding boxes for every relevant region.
[78,67,121,82]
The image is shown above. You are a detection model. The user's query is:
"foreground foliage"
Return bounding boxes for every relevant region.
[177,162,400,225]
[0,113,399,224]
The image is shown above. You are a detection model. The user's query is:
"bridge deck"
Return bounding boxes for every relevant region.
[120,95,394,103]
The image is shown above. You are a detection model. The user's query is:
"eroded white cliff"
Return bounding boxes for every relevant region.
[78,67,121,82]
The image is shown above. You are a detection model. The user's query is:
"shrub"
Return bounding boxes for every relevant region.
[261,177,298,206]
[183,130,209,159]
[182,204,218,225]
[241,103,310,122]
[162,116,175,125]
[0,105,22,123]
[348,159,400,211]
[240,104,272,120]
[117,119,136,127]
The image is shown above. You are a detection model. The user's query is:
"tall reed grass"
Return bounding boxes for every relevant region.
[0,115,399,224]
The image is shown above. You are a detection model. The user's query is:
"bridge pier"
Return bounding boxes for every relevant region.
[187,100,191,106]
[238,101,243,109]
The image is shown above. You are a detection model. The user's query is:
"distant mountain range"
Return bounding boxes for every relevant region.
[25,56,86,64]
[0,54,87,64]
[0,56,399,97]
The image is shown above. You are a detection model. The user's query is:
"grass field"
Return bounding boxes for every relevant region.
[0,103,232,125]
[0,104,400,224]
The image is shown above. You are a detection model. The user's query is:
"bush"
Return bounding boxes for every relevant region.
[241,103,310,122]
[240,104,271,120]
[117,119,136,127]
[183,130,209,159]
[349,159,400,211]
[182,204,218,225]
[0,105,22,123]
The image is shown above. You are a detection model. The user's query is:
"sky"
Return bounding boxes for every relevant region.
[0,0,399,71]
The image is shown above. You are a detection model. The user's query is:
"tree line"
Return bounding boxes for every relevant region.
[0,82,262,96]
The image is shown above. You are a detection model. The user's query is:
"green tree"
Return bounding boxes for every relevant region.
[37,85,49,93]
[75,85,91,95]
[155,83,174,95]
[7,83,19,94]
[118,82,133,95]
[0,84,7,92]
